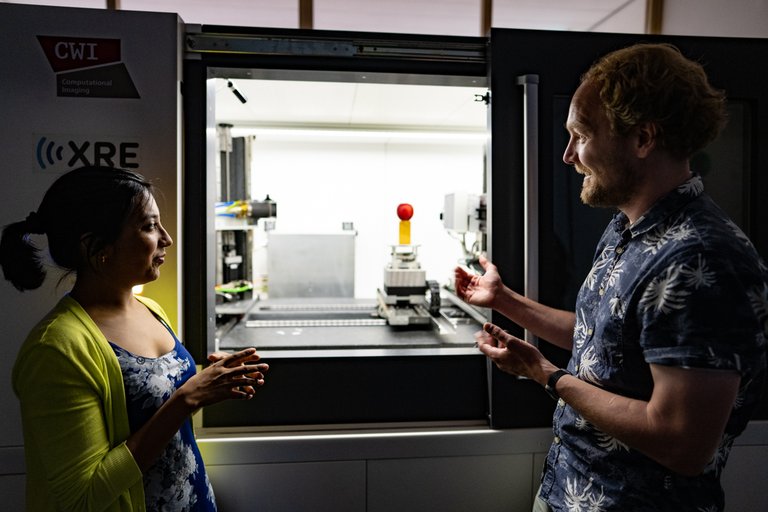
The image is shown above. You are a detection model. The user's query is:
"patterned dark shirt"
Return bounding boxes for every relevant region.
[539,175,768,512]
[110,320,217,512]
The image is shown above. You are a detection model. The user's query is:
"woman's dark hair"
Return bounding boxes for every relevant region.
[581,43,728,159]
[0,166,153,291]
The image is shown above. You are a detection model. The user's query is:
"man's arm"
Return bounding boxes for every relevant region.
[491,287,576,351]
[555,363,740,476]
[479,323,740,476]
[455,256,576,350]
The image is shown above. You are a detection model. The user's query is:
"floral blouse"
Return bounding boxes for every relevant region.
[110,322,217,512]
[538,175,768,511]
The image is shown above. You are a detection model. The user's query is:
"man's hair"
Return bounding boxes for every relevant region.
[581,43,727,159]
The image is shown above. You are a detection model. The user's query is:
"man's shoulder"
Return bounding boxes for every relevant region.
[652,196,762,265]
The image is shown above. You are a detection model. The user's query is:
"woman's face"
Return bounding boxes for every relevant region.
[104,193,173,287]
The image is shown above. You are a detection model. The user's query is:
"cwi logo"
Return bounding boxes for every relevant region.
[35,135,140,171]
[37,35,139,99]
[37,36,121,73]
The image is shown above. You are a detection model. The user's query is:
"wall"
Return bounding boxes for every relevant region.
[663,0,768,37]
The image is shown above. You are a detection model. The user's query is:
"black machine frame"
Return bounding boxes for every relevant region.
[183,27,768,429]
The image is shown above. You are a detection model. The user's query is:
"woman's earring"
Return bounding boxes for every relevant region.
[100,255,107,264]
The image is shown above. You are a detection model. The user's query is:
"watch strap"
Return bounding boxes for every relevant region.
[544,369,571,400]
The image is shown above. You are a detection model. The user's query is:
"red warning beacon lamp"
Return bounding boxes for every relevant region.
[397,203,413,245]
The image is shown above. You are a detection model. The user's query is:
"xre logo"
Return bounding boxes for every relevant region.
[35,136,139,170]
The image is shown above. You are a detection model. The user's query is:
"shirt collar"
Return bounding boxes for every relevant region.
[610,173,704,238]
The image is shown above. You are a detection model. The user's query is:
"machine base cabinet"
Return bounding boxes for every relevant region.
[196,422,768,512]
[1,423,767,510]
[208,454,534,512]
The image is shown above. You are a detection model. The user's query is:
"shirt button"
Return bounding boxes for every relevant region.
[599,288,605,296]
[554,436,561,444]
[616,247,624,254]
[557,398,565,407]
[587,328,593,335]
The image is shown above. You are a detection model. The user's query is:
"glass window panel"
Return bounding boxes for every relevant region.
[4,0,105,8]
[314,0,482,37]
[120,0,298,28]
[493,0,645,33]
[214,78,487,300]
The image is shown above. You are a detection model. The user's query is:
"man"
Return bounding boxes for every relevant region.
[455,43,767,511]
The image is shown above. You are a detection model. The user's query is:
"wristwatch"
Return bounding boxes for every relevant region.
[544,369,571,400]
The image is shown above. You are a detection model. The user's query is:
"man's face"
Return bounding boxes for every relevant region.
[563,81,641,209]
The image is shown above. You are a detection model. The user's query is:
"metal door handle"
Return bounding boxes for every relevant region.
[517,74,539,345]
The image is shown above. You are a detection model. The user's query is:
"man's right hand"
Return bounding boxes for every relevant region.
[454,255,504,309]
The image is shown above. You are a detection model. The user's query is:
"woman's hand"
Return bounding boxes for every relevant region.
[181,348,269,410]
[208,349,269,399]
[454,255,503,309]
[126,348,269,471]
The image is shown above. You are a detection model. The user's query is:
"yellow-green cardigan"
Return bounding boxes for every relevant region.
[12,294,170,511]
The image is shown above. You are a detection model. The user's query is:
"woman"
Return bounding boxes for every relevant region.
[1,166,268,511]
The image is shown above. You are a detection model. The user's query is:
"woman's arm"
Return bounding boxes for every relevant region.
[125,348,266,471]
[15,344,143,510]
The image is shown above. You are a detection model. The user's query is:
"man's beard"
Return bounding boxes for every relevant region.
[578,154,640,209]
